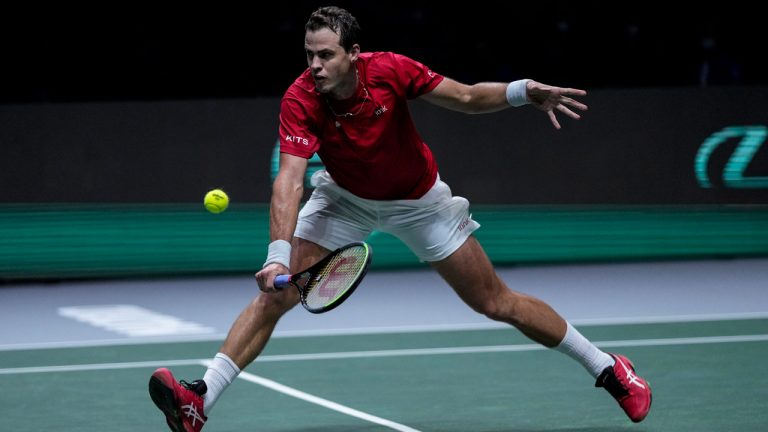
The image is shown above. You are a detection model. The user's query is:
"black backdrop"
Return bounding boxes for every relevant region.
[2,87,767,204]
[1,1,765,103]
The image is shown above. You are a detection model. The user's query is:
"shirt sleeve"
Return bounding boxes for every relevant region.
[278,96,319,159]
[390,53,445,99]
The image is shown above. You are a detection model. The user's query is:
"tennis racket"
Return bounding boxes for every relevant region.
[274,242,372,313]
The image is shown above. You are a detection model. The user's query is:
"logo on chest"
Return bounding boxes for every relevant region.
[374,105,388,117]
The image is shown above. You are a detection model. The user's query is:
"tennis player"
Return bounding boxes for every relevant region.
[149,6,652,430]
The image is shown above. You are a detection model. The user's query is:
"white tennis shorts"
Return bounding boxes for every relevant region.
[294,170,480,262]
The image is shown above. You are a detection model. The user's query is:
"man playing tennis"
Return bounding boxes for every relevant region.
[149,6,652,430]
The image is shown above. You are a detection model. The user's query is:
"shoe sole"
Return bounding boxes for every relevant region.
[149,372,187,432]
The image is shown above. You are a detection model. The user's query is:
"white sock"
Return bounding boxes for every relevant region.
[202,353,241,414]
[554,322,614,378]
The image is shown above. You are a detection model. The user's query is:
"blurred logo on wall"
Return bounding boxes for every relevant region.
[695,126,768,189]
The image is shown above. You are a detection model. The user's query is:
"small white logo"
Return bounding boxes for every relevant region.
[374,105,388,116]
[616,357,646,389]
[285,134,309,145]
[182,403,206,426]
[427,69,435,78]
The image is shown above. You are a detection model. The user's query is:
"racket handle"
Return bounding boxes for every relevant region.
[274,275,290,289]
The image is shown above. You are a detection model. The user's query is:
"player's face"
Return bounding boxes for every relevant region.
[305,28,359,97]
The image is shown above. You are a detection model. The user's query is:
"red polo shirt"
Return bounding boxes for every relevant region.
[278,52,444,200]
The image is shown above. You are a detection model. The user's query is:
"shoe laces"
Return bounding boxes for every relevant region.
[595,366,629,401]
[180,379,208,396]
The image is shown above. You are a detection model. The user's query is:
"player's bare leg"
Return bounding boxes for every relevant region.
[196,238,329,415]
[430,234,651,421]
[148,239,331,430]
[220,238,330,367]
[430,235,566,347]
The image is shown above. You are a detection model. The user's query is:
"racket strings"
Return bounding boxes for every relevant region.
[304,247,367,309]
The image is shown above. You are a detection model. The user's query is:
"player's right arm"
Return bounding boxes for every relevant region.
[270,152,307,245]
[257,90,319,291]
[255,153,308,292]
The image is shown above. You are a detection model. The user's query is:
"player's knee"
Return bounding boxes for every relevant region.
[476,299,505,322]
[252,291,299,318]
[463,289,505,321]
[473,290,524,324]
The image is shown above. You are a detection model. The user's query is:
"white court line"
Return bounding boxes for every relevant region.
[213,363,422,432]
[0,358,206,375]
[1,334,767,375]
[2,311,768,351]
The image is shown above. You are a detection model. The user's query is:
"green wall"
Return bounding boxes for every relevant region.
[2,204,767,281]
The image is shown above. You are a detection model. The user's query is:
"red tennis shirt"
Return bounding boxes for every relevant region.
[278,52,444,200]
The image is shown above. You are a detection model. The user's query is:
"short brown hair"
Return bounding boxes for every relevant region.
[305,6,360,52]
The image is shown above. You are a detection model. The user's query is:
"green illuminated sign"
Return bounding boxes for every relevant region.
[270,139,325,188]
[695,126,768,188]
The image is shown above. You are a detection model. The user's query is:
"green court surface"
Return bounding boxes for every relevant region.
[1,319,766,431]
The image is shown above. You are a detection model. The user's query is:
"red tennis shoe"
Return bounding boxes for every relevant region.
[595,353,652,422]
[149,368,208,432]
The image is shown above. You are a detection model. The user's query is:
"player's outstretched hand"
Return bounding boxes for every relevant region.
[526,80,588,130]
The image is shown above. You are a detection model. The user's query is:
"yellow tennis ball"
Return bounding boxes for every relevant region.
[204,189,229,214]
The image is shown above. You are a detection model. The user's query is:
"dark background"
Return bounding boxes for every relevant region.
[2,1,766,205]
[1,1,764,103]
[3,87,767,204]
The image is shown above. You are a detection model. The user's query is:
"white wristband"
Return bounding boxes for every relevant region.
[506,79,530,107]
[263,240,291,269]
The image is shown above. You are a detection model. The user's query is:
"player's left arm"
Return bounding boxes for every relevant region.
[420,77,588,129]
